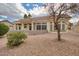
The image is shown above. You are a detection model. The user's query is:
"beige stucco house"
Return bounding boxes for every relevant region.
[14,15,71,33]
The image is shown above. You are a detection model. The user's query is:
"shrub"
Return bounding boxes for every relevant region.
[0,23,9,36]
[7,32,27,48]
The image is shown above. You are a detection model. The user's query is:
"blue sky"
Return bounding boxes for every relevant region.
[0,3,79,23]
[0,3,46,22]
[22,3,44,11]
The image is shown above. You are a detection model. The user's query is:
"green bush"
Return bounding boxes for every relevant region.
[0,23,9,36]
[7,32,27,48]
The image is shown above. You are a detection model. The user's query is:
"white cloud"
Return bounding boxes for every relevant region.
[15,3,29,16]
[0,3,28,19]
[0,3,47,20]
[26,4,30,6]
[70,17,79,23]
[29,6,48,17]
[33,4,39,7]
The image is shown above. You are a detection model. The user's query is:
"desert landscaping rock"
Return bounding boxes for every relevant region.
[0,32,79,56]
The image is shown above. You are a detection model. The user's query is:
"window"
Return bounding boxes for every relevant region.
[50,22,52,31]
[58,24,61,30]
[24,24,27,28]
[19,26,21,30]
[18,24,21,30]
[42,25,47,30]
[36,23,47,30]
[29,24,32,30]
[37,25,41,30]
[62,21,65,23]
[54,23,65,31]
[54,25,57,30]
[16,24,18,30]
[62,24,65,31]
[34,23,35,30]
[54,24,61,30]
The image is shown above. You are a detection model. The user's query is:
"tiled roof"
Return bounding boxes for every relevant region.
[16,15,71,24]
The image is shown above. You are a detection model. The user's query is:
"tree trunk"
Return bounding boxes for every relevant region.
[56,24,61,41]
[57,27,61,41]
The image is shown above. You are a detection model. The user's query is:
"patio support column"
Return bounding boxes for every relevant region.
[61,22,62,31]
[47,22,50,32]
[35,23,36,30]
[32,22,34,31]
[65,24,67,31]
[13,24,16,30]
[27,24,29,30]
[21,23,24,30]
[52,22,54,31]
[17,24,19,30]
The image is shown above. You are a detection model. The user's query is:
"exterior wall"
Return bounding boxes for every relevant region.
[32,22,34,31]
[47,22,50,32]
[76,26,79,32]
[14,21,68,32]
[21,23,24,30]
[73,26,79,32]
[13,24,16,30]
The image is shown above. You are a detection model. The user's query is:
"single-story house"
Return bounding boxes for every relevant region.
[14,15,71,33]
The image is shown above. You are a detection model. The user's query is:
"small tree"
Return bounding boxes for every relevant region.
[28,13,32,18]
[45,3,79,41]
[0,23,9,37]
[24,14,28,19]
[24,13,32,19]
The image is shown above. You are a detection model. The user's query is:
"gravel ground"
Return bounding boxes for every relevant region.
[0,32,79,56]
